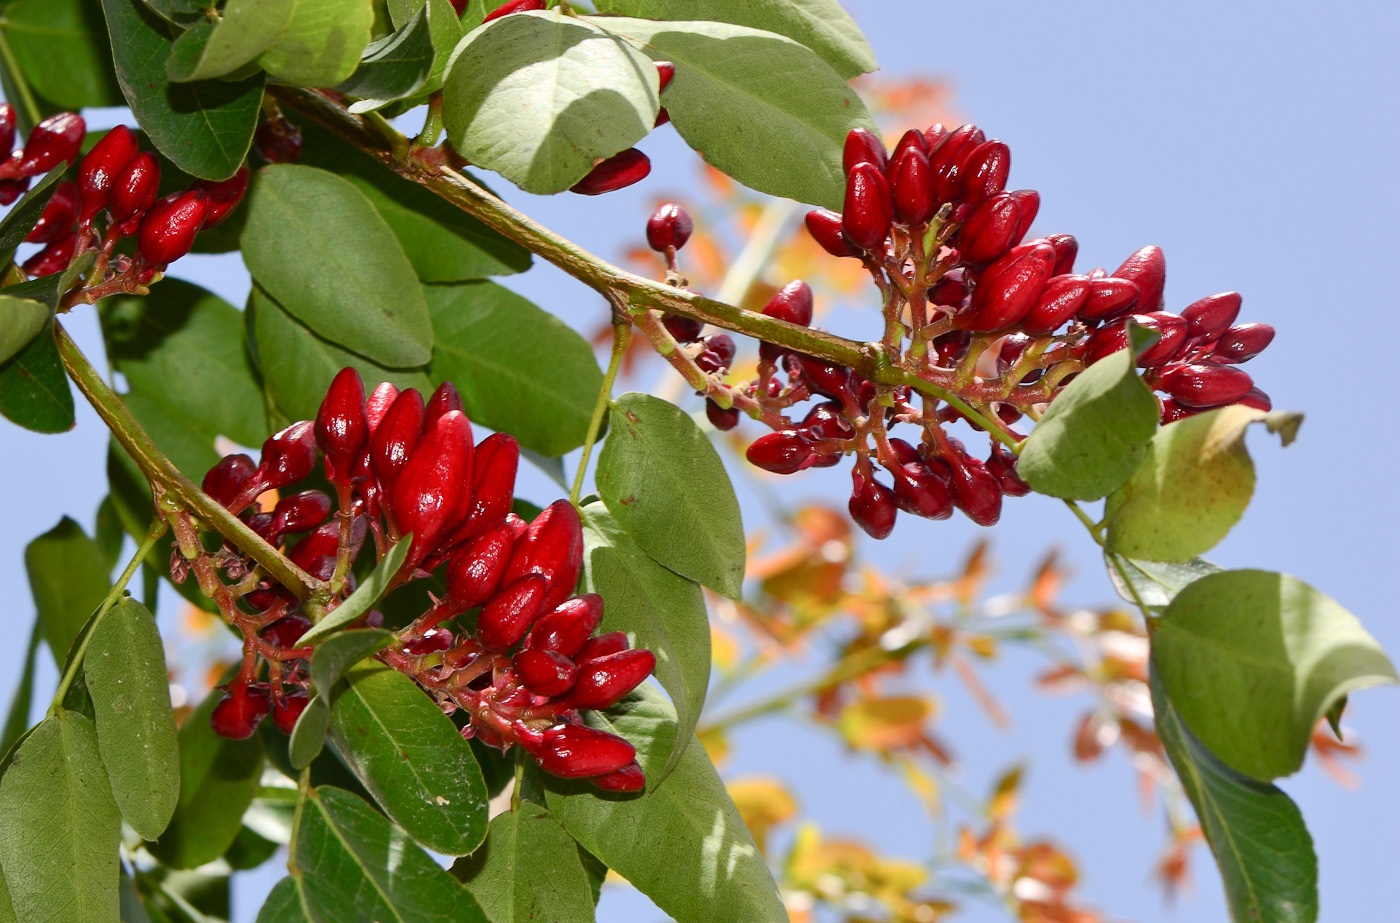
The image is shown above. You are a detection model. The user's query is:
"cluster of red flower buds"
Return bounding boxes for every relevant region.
[3,107,249,286]
[643,125,1274,540]
[191,369,655,792]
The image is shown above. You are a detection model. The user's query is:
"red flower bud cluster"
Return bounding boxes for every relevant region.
[190,369,653,791]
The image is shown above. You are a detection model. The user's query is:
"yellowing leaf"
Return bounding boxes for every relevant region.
[838,696,936,752]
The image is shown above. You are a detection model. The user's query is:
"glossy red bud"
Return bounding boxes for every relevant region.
[210,684,271,740]
[1078,276,1141,322]
[656,61,675,92]
[801,401,854,440]
[503,499,584,613]
[477,574,549,650]
[1156,361,1254,408]
[452,432,520,542]
[663,314,703,343]
[1008,189,1040,240]
[1135,312,1189,367]
[848,470,897,539]
[393,410,474,567]
[17,112,85,177]
[571,148,650,195]
[1181,292,1242,342]
[404,627,454,656]
[271,690,310,735]
[423,381,464,431]
[576,631,629,663]
[1113,245,1166,314]
[527,594,604,658]
[1210,323,1274,364]
[960,240,1056,332]
[590,761,646,792]
[1045,234,1079,276]
[1081,321,1130,366]
[526,724,636,779]
[514,648,578,698]
[0,103,13,155]
[1237,387,1272,411]
[1021,274,1090,335]
[253,117,302,164]
[190,165,249,228]
[203,454,258,508]
[272,490,332,537]
[928,123,984,203]
[957,192,1022,265]
[365,381,399,432]
[890,128,927,161]
[889,144,935,226]
[77,126,139,222]
[948,456,1002,526]
[566,649,656,710]
[922,123,948,150]
[259,420,318,490]
[21,232,77,277]
[842,162,893,251]
[1160,398,1194,424]
[927,268,970,308]
[762,279,814,326]
[261,614,313,650]
[842,127,888,174]
[747,431,816,475]
[370,387,425,502]
[315,367,369,486]
[891,460,953,520]
[0,177,29,206]
[137,190,209,267]
[646,202,692,252]
[960,140,1011,205]
[443,522,515,611]
[695,333,736,375]
[288,523,341,573]
[706,399,740,431]
[805,208,857,257]
[109,152,161,224]
[483,0,544,22]
[986,444,1030,497]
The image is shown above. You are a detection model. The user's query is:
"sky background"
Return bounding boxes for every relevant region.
[2,1,1397,921]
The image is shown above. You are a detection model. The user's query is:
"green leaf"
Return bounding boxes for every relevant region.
[288,695,331,770]
[454,801,596,923]
[309,629,397,692]
[167,0,295,82]
[586,15,877,209]
[0,297,48,367]
[84,597,180,840]
[243,164,434,368]
[6,0,124,108]
[249,287,432,423]
[101,0,264,180]
[102,279,267,449]
[0,627,40,761]
[597,392,745,597]
[442,10,659,193]
[338,5,436,108]
[0,166,65,268]
[0,320,74,433]
[139,0,206,27]
[1154,569,1397,781]
[425,281,602,456]
[147,689,265,869]
[257,0,375,87]
[397,0,461,97]
[578,501,710,785]
[593,0,876,79]
[296,786,489,923]
[258,877,310,923]
[25,516,111,667]
[1104,406,1303,562]
[546,685,786,923]
[1149,661,1318,923]
[296,539,411,646]
[1106,552,1222,611]
[295,119,530,283]
[327,663,488,855]
[1017,344,1160,500]
[0,713,121,923]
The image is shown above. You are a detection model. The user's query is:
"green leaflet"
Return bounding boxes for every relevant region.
[6,0,124,108]
[257,0,375,88]
[24,516,111,667]
[454,801,596,923]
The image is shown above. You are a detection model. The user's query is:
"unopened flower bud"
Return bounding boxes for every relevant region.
[77,126,139,222]
[646,202,692,252]
[1113,245,1166,314]
[203,454,258,508]
[985,444,1030,497]
[1135,312,1189,368]
[928,123,984,204]
[258,421,318,490]
[190,165,249,228]
[762,279,814,326]
[21,232,77,277]
[590,761,646,792]
[525,724,636,779]
[960,139,1011,205]
[17,112,85,177]
[514,648,579,698]
[423,381,464,431]
[960,240,1056,332]
[483,0,544,22]
[365,381,399,432]
[848,470,897,539]
[503,499,584,613]
[747,430,817,474]
[109,152,161,225]
[271,690,310,735]
[948,455,1002,526]
[565,649,656,710]
[1021,273,1090,335]
[452,432,520,542]
[477,574,548,650]
[1045,233,1078,275]
[705,399,740,431]
[842,162,893,251]
[1078,275,1141,321]
[392,410,474,567]
[1210,323,1274,364]
[370,387,425,503]
[526,594,604,658]
[804,208,858,258]
[891,460,953,520]
[443,521,515,612]
[210,684,271,740]
[656,61,675,92]
[576,631,629,663]
[1156,361,1254,408]
[1181,292,1242,342]
[137,190,209,267]
[271,490,332,537]
[842,127,888,174]
[571,148,650,195]
[958,192,1022,265]
[315,367,369,487]
[889,143,935,226]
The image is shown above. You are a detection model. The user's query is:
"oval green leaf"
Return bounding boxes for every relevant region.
[25,516,111,667]
[597,393,746,597]
[288,694,331,770]
[296,540,411,647]
[258,877,310,923]
[257,0,375,88]
[442,10,659,193]
[0,713,121,923]
[0,297,51,375]
[0,320,74,434]
[545,685,787,923]
[243,165,434,368]
[327,663,488,855]
[425,281,602,456]
[337,5,436,108]
[454,801,596,923]
[6,0,124,108]
[579,502,711,785]
[166,0,295,82]
[586,16,877,209]
[84,597,180,840]
[1156,569,1398,780]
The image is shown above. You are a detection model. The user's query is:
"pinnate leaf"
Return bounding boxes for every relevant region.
[454,801,596,923]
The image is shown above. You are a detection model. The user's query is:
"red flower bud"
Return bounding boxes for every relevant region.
[526,594,604,658]
[1210,323,1274,364]
[452,432,520,543]
[565,649,656,710]
[1113,245,1166,314]
[272,490,332,537]
[891,460,953,520]
[1009,189,1040,240]
[403,627,454,656]
[1160,398,1194,424]
[21,232,77,277]
[663,314,703,343]
[259,420,318,490]
[1156,361,1253,408]
[392,410,474,567]
[695,333,736,375]
[289,520,363,578]
[1135,312,1189,368]
[848,470,897,539]
[253,116,302,164]
[1081,321,1130,366]
[484,0,544,22]
[960,140,1011,205]
[890,128,927,161]
[842,162,893,251]
[271,690,310,735]
[77,126,139,223]
[477,574,548,650]
[960,240,1056,332]
[656,61,675,92]
[17,112,85,177]
[571,148,650,195]
[804,207,857,258]
[746,430,817,475]
[261,614,313,651]
[423,381,464,431]
[315,367,369,487]
[948,456,1002,526]
[138,190,209,267]
[210,684,271,740]
[1237,387,1272,412]
[1181,292,1242,342]
[1022,273,1090,335]
[1045,233,1078,276]
[370,387,425,502]
[590,761,646,792]
[443,521,515,612]
[190,165,249,228]
[958,192,1023,265]
[928,123,984,204]
[203,454,258,508]
[842,127,888,175]
[1078,275,1141,322]
[801,400,854,440]
[0,177,29,206]
[986,444,1030,497]
[646,202,692,252]
[514,648,578,698]
[705,399,740,431]
[798,356,851,399]
[928,268,969,308]
[526,724,636,779]
[503,499,584,613]
[576,631,629,663]
[761,279,814,327]
[365,381,399,432]
[888,143,935,226]
[109,152,161,225]
[923,122,948,150]
[0,103,14,155]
